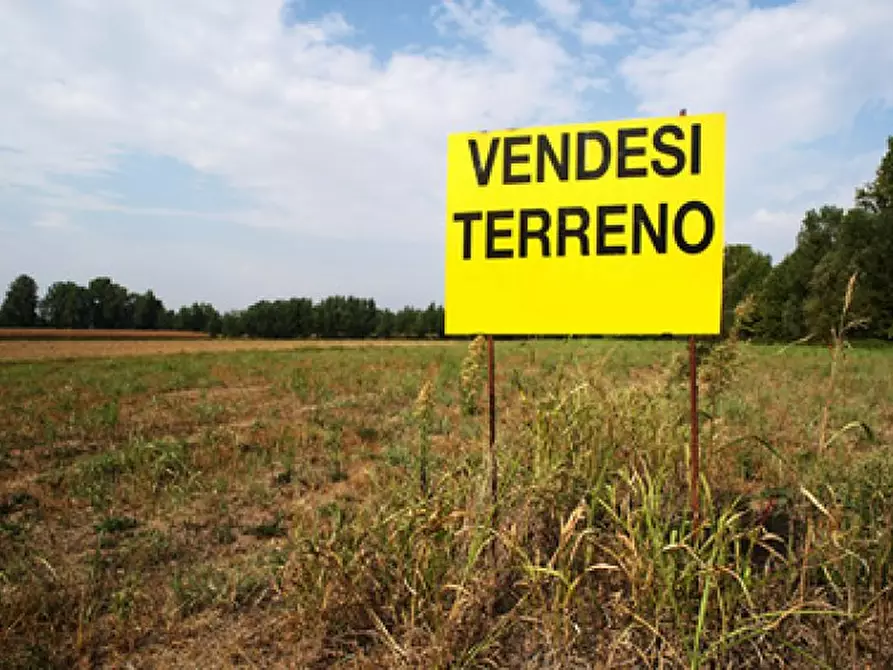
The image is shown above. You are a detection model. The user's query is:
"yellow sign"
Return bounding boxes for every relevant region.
[444,112,725,335]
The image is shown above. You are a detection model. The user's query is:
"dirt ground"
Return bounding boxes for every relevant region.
[0,338,452,361]
[0,328,209,340]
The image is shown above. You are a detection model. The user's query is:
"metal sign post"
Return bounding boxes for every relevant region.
[679,108,702,535]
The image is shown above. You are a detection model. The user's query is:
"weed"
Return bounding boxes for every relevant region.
[459,335,487,416]
[71,437,195,509]
[94,515,139,534]
[384,443,413,469]
[214,522,237,545]
[413,378,435,496]
[0,491,39,517]
[244,513,287,539]
[819,272,869,452]
[322,421,347,483]
[288,367,312,400]
[170,564,227,619]
[357,426,379,443]
[274,466,293,485]
[2,338,892,667]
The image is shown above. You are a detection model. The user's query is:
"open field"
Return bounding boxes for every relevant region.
[2,338,892,667]
[0,328,211,341]
[0,337,450,362]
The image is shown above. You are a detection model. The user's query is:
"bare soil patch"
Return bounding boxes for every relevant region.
[0,328,209,340]
[0,337,451,361]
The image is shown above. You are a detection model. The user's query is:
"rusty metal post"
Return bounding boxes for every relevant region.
[679,108,701,534]
[487,335,497,507]
[486,335,499,566]
[689,334,700,533]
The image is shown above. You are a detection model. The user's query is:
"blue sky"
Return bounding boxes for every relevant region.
[2,0,892,312]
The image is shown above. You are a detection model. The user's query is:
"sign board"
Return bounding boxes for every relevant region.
[443,113,725,336]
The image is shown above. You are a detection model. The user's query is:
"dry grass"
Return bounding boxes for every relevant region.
[0,337,451,361]
[1,337,891,668]
[0,328,210,340]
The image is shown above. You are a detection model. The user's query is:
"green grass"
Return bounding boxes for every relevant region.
[1,338,892,667]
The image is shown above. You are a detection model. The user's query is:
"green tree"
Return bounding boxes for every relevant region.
[374,309,395,338]
[418,302,445,338]
[344,297,377,338]
[88,277,132,328]
[0,274,40,327]
[1,271,450,341]
[286,298,316,337]
[159,309,176,330]
[394,307,421,337]
[132,290,165,330]
[803,207,878,339]
[315,296,354,338]
[753,136,893,342]
[39,281,92,328]
[796,138,893,341]
[174,302,220,333]
[207,309,222,337]
[221,311,244,337]
[722,244,771,336]
[855,136,893,215]
[754,207,838,341]
[850,136,893,338]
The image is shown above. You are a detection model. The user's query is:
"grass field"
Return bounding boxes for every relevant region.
[2,337,892,667]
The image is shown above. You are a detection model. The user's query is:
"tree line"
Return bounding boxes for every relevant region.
[0,275,444,339]
[3,136,892,344]
[722,136,893,343]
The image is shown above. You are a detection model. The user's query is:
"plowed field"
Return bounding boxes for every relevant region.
[0,337,450,361]
[0,328,208,339]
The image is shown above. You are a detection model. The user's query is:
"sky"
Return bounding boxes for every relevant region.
[2,0,892,312]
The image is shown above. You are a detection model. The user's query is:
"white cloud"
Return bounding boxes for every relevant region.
[33,212,73,230]
[736,208,802,255]
[535,0,628,47]
[578,20,627,46]
[536,0,581,25]
[2,0,892,309]
[621,0,893,138]
[0,0,593,249]
[433,0,509,37]
[619,0,893,256]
